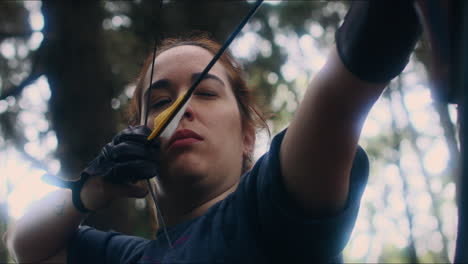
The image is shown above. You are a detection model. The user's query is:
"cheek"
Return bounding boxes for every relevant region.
[146,109,165,132]
[205,102,244,148]
[146,114,155,129]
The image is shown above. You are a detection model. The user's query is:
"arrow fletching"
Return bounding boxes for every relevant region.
[147,90,189,141]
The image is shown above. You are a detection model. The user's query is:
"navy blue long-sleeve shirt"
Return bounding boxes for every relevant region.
[68,130,369,263]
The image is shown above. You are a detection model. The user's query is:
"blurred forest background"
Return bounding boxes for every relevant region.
[0,1,460,263]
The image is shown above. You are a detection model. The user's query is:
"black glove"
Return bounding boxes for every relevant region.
[43,126,160,213]
[335,0,422,83]
[82,125,160,184]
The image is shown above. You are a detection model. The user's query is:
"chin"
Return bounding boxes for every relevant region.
[161,156,208,184]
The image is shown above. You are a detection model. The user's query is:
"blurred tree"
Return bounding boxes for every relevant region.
[388,88,419,264]
[0,3,31,262]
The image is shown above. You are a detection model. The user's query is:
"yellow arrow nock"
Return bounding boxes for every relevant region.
[147,91,187,141]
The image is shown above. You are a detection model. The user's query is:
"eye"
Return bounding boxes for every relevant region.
[151,98,172,109]
[196,91,216,97]
[195,87,217,98]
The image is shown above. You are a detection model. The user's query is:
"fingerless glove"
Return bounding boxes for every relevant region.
[44,126,160,213]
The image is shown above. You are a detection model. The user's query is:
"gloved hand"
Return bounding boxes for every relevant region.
[44,126,160,213]
[82,125,160,184]
[335,0,423,83]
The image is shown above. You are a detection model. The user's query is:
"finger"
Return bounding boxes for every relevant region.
[111,143,159,163]
[102,161,158,184]
[111,180,148,198]
[114,126,153,144]
[111,143,151,162]
[126,180,149,198]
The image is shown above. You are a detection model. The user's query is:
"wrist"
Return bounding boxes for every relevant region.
[69,173,94,213]
[79,177,114,212]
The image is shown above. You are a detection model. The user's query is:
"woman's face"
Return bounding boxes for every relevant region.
[140,45,254,187]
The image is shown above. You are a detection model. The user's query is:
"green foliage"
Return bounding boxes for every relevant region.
[379,243,414,263]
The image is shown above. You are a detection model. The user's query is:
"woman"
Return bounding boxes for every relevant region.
[5,1,422,263]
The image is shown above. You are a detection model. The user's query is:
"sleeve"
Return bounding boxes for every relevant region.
[241,129,369,261]
[67,226,149,264]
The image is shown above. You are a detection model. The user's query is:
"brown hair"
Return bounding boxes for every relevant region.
[127,33,269,171]
[127,33,269,237]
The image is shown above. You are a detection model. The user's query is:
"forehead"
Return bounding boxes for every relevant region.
[146,45,229,82]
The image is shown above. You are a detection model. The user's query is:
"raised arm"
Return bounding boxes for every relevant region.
[280,1,422,216]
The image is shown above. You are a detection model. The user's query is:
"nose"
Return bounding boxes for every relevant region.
[182,103,195,121]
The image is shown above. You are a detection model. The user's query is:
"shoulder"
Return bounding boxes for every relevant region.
[233,128,369,259]
[246,128,369,195]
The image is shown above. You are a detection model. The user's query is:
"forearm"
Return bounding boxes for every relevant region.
[280,47,386,215]
[4,189,87,263]
[3,127,153,262]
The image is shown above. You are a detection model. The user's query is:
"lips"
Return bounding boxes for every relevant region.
[168,129,203,149]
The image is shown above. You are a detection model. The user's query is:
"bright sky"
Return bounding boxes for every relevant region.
[0,1,459,262]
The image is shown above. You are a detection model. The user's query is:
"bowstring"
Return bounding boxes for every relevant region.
[147,178,173,247]
[143,38,158,127]
[144,0,164,127]
[143,0,173,248]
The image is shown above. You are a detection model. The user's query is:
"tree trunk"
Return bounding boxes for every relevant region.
[393,79,451,263]
[0,202,8,263]
[41,1,138,233]
[387,87,420,264]
[42,1,116,177]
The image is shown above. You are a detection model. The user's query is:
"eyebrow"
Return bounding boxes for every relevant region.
[191,72,225,88]
[143,72,226,98]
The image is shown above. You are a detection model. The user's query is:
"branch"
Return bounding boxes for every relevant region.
[0,45,45,100]
[433,101,460,170]
[0,73,42,100]
[394,78,451,263]
[0,31,34,39]
[387,83,420,263]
